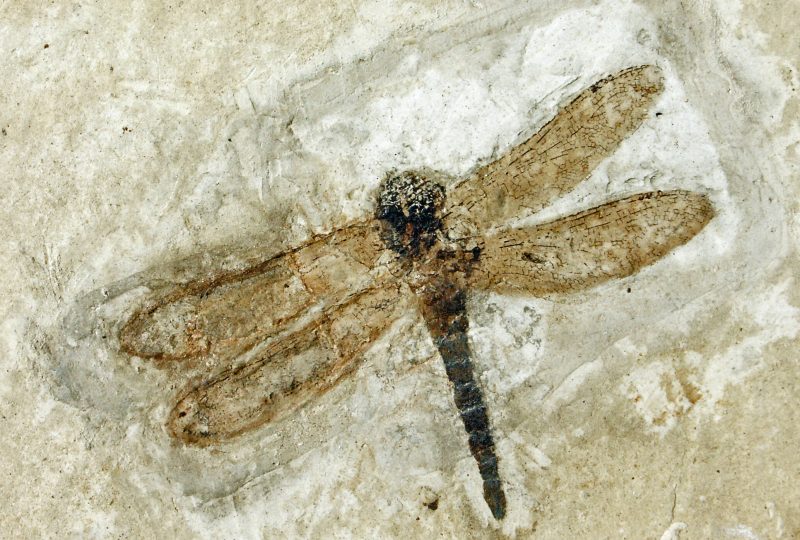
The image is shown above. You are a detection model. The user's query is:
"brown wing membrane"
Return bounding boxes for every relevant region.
[119,220,397,362]
[446,65,664,230]
[470,191,714,296]
[167,283,412,445]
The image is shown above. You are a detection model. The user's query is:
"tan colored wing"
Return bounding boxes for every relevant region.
[119,220,398,362]
[166,282,412,445]
[470,191,714,296]
[446,65,664,230]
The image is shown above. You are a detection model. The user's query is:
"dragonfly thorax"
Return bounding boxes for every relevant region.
[376,170,446,257]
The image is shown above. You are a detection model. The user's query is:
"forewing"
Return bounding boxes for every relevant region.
[167,282,412,445]
[470,191,714,296]
[446,65,664,230]
[119,220,398,362]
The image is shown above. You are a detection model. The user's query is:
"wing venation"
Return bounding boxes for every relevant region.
[446,65,664,230]
[470,190,714,296]
[118,220,396,362]
[167,283,411,445]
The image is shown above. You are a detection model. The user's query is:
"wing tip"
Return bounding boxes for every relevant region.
[651,189,716,244]
[690,191,716,232]
[118,306,211,362]
[629,64,665,96]
[118,313,159,359]
[667,188,715,219]
[166,393,221,447]
[593,64,665,101]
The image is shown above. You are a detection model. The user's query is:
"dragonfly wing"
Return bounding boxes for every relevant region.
[167,282,412,445]
[446,65,664,230]
[119,220,397,362]
[470,191,714,296]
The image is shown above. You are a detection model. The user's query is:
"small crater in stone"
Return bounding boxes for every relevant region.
[424,497,439,511]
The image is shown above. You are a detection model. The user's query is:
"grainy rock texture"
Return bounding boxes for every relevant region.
[1,1,798,538]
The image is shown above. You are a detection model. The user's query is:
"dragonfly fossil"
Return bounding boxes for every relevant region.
[118,65,714,520]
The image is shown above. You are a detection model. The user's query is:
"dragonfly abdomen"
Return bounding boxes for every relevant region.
[419,278,507,520]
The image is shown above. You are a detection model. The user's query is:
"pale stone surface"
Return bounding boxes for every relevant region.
[1,0,798,538]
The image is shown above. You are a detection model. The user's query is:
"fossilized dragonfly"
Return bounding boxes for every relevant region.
[118,65,714,520]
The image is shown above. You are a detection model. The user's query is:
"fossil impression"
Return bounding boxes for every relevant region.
[118,65,714,520]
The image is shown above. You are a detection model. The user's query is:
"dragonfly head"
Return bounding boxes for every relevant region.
[376,170,446,257]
